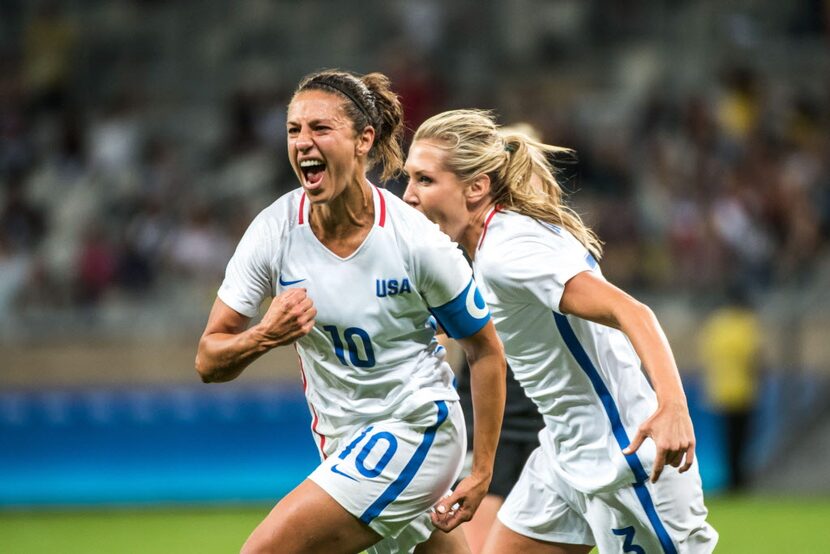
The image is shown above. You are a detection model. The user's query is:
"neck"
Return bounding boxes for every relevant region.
[458,200,496,260]
[310,176,374,238]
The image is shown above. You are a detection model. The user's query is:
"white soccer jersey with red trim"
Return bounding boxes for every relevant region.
[218,184,489,458]
[474,208,659,493]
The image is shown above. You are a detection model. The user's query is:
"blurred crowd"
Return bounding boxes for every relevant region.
[560,67,830,295]
[0,1,828,325]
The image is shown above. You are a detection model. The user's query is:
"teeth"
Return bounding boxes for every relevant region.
[300,159,324,168]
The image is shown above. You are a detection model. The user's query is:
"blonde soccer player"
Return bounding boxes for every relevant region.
[403,109,717,554]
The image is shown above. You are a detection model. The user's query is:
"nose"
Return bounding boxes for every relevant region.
[402,179,418,207]
[294,129,313,152]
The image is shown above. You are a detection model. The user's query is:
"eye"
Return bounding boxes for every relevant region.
[418,175,433,184]
[287,126,299,136]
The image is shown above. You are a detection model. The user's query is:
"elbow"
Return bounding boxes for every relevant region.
[195,356,213,383]
[614,298,659,336]
[195,341,220,383]
[195,355,215,383]
[627,297,650,315]
[634,300,657,323]
[197,370,215,384]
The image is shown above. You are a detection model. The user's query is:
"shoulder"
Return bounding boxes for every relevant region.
[483,210,580,246]
[245,188,305,238]
[382,189,435,231]
[476,210,597,287]
[381,188,455,249]
[257,187,305,227]
[480,210,590,262]
[475,211,542,271]
[231,188,306,262]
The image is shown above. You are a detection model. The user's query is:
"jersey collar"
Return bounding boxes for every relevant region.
[371,182,387,228]
[477,205,501,251]
[297,181,387,228]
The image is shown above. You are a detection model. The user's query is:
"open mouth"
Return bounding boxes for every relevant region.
[299,159,326,187]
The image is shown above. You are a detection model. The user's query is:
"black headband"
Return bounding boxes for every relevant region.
[308,77,375,126]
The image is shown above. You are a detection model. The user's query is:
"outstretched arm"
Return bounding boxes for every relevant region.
[196,289,316,383]
[560,271,694,483]
[431,320,505,532]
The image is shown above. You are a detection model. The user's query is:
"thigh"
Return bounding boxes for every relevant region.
[587,462,718,554]
[241,479,380,554]
[482,520,593,554]
[462,494,503,554]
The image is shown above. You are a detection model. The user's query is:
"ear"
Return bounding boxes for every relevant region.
[465,173,491,204]
[355,126,376,158]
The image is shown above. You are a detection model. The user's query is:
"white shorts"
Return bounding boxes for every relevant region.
[498,446,718,553]
[309,400,466,554]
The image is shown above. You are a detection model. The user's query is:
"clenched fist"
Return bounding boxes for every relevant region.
[256,288,317,347]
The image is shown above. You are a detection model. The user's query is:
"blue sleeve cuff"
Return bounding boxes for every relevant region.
[429,279,490,339]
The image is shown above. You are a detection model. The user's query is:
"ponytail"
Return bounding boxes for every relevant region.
[360,73,404,181]
[497,131,603,259]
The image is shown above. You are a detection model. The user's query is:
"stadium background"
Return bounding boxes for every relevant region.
[1,1,829,552]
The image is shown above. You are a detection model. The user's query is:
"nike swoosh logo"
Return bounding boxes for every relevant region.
[330,464,359,482]
[279,276,306,286]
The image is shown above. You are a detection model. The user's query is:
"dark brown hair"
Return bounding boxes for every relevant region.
[295,70,404,181]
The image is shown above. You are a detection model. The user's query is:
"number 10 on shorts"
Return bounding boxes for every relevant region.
[336,425,399,479]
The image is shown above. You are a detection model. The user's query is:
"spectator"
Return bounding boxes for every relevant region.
[698,286,763,492]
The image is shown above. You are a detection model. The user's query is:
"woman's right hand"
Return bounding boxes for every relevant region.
[255,288,317,348]
[196,291,316,383]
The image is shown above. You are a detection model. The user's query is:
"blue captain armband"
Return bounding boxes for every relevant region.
[429,279,490,339]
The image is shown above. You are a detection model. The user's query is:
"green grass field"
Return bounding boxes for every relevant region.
[1,495,829,553]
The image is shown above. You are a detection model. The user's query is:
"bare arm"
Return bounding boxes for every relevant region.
[559,271,694,482]
[432,320,505,532]
[195,289,316,383]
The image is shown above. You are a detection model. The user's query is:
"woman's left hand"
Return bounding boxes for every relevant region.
[623,401,696,483]
[430,473,490,532]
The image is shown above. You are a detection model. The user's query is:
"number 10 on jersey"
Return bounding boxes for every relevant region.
[322,325,376,368]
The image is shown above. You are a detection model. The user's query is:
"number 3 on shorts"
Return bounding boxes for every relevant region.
[612,526,645,554]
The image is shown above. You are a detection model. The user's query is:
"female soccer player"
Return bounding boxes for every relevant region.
[403,110,717,554]
[196,73,506,554]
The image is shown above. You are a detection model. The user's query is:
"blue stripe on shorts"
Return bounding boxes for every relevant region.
[359,401,449,524]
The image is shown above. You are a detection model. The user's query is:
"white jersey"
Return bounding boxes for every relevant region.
[474,208,659,493]
[218,184,490,458]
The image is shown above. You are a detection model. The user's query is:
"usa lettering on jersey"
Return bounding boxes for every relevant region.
[375,278,412,297]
